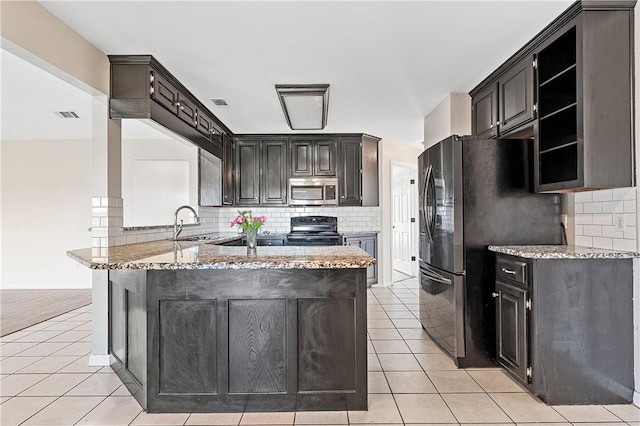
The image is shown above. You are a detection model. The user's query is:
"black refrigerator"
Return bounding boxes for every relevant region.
[418,135,561,367]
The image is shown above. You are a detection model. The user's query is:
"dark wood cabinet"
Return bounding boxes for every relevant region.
[533,10,634,192]
[151,71,179,114]
[222,133,234,205]
[261,139,288,205]
[494,256,530,385]
[235,139,261,206]
[109,267,367,412]
[338,138,361,206]
[290,138,337,177]
[290,140,313,176]
[338,135,379,207]
[472,58,534,138]
[176,93,197,128]
[235,138,288,206]
[498,56,535,134]
[257,235,286,246]
[469,2,635,193]
[471,83,498,138]
[314,140,337,176]
[494,252,634,404]
[343,233,377,285]
[110,55,231,159]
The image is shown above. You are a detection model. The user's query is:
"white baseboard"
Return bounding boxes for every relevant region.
[634,391,640,407]
[88,354,110,366]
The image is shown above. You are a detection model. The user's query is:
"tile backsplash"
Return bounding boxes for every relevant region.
[215,206,381,234]
[573,187,638,251]
[92,199,381,249]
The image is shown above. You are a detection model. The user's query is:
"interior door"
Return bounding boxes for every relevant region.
[392,165,414,276]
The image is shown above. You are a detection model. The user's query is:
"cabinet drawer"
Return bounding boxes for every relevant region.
[496,257,528,287]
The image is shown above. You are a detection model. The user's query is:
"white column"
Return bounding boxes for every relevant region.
[89,94,122,366]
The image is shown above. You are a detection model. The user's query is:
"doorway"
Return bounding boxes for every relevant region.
[391,161,418,282]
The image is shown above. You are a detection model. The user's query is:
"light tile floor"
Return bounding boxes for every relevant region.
[1,277,639,425]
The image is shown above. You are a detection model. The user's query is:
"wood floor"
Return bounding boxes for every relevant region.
[0,289,92,336]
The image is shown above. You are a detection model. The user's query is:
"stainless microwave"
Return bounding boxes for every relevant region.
[288,178,339,206]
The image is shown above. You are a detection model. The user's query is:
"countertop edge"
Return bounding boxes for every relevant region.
[488,245,640,259]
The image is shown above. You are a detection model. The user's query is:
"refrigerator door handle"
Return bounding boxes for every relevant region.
[422,166,434,242]
[426,167,437,240]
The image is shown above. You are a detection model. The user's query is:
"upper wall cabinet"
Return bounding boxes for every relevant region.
[234,137,288,206]
[498,55,535,135]
[290,138,337,177]
[470,1,636,193]
[109,55,231,159]
[472,56,535,139]
[471,83,498,138]
[338,134,380,207]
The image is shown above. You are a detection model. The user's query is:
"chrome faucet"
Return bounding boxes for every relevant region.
[173,205,200,240]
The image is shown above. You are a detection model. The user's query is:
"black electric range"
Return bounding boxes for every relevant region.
[286,216,342,246]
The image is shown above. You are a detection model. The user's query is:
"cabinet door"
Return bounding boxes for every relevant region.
[235,139,260,205]
[361,236,378,284]
[151,72,179,114]
[472,83,498,138]
[290,139,313,177]
[499,56,535,134]
[261,139,288,205]
[314,139,337,176]
[196,111,215,139]
[222,134,234,205]
[339,138,362,206]
[176,93,197,128]
[495,281,529,384]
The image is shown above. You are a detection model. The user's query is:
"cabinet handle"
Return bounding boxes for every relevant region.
[495,120,500,127]
[175,102,181,108]
[490,123,494,129]
[501,267,517,275]
[491,292,499,298]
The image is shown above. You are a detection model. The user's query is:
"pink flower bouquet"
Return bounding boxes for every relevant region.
[230,210,266,231]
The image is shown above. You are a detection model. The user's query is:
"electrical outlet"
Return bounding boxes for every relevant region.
[614,214,625,231]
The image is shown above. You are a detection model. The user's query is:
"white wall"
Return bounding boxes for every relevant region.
[1,139,92,289]
[423,93,471,149]
[379,139,423,285]
[121,138,198,227]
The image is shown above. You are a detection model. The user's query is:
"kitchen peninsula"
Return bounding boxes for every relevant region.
[68,239,374,413]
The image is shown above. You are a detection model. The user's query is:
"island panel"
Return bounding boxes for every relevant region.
[109,267,368,412]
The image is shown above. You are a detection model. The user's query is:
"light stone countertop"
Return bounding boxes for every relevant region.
[488,245,640,259]
[67,238,375,270]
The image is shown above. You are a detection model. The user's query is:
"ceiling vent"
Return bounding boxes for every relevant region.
[55,111,80,119]
[210,98,229,107]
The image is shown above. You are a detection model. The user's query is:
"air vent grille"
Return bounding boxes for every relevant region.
[55,111,80,119]
[210,98,229,106]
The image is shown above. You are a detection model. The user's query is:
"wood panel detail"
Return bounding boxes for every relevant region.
[229,299,287,393]
[298,298,356,392]
[110,284,126,363]
[159,300,218,394]
[127,291,146,385]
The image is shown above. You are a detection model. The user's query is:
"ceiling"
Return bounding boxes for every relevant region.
[13,1,574,145]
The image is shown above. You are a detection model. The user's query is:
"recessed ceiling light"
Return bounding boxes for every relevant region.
[54,111,80,119]
[210,98,229,107]
[275,84,329,130]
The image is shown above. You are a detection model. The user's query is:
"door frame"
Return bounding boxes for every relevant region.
[390,160,418,279]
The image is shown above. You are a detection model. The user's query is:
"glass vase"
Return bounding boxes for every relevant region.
[245,228,258,249]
